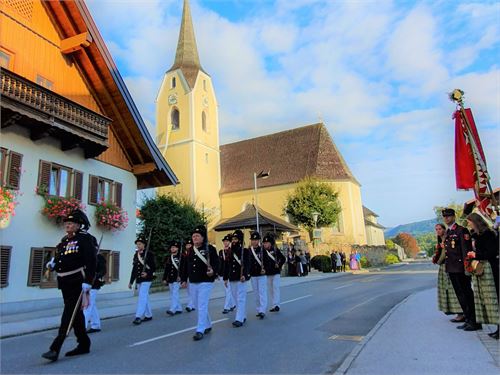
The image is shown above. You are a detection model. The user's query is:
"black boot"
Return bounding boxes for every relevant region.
[41,350,59,362]
[65,346,90,357]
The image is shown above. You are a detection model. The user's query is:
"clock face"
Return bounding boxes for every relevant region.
[168,94,177,105]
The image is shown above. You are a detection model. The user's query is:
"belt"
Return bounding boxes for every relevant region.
[57,267,85,278]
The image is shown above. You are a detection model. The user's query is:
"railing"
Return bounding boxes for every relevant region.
[1,68,110,141]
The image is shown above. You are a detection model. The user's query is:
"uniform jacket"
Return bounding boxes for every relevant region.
[471,230,499,263]
[162,253,182,284]
[129,250,156,284]
[248,246,266,277]
[55,230,97,289]
[263,246,286,275]
[92,253,107,290]
[444,223,472,273]
[180,243,219,283]
[223,244,250,282]
[218,248,230,276]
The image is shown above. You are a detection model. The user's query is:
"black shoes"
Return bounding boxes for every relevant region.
[270,306,280,312]
[133,318,142,325]
[204,327,212,334]
[256,313,265,319]
[185,307,195,312]
[457,323,468,329]
[86,328,101,333]
[142,316,153,322]
[450,317,465,323]
[193,332,204,341]
[230,305,236,311]
[488,330,499,339]
[65,346,90,357]
[166,310,174,316]
[232,318,246,327]
[222,309,230,314]
[174,311,182,315]
[41,350,59,362]
[463,323,482,331]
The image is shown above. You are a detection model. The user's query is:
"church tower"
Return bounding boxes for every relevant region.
[156,0,221,225]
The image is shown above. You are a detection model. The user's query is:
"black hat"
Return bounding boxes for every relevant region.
[192,225,207,238]
[170,240,181,249]
[232,229,244,242]
[185,238,193,245]
[63,209,90,230]
[250,231,261,240]
[442,208,456,217]
[222,234,232,242]
[263,233,275,244]
[135,235,147,245]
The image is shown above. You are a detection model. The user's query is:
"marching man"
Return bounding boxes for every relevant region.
[183,239,196,313]
[263,233,286,312]
[249,231,268,320]
[219,234,236,314]
[163,241,183,316]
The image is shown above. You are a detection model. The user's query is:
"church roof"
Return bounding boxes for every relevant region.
[167,0,205,89]
[363,206,379,218]
[220,123,359,194]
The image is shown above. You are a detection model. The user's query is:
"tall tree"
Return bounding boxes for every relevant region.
[393,232,420,258]
[284,177,341,240]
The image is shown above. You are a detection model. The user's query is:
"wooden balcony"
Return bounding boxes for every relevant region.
[1,69,111,158]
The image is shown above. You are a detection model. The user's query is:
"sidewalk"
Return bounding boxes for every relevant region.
[335,288,499,375]
[0,269,350,338]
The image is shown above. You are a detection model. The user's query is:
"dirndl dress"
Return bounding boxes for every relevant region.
[472,261,499,324]
[437,264,462,314]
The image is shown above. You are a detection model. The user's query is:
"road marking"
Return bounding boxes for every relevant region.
[360,276,381,283]
[329,335,364,342]
[129,318,229,347]
[334,282,354,290]
[281,295,312,305]
[342,293,388,314]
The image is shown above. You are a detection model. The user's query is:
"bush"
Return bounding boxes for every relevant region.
[310,255,323,270]
[360,256,371,268]
[320,256,332,273]
[385,253,400,265]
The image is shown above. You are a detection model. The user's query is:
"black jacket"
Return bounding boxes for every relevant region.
[92,253,107,290]
[55,230,97,289]
[444,223,472,273]
[162,253,182,284]
[218,249,230,277]
[129,250,156,284]
[263,246,286,275]
[248,246,266,277]
[223,244,250,282]
[472,230,499,264]
[180,243,219,283]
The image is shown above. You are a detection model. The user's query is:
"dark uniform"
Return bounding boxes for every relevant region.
[163,241,183,315]
[42,210,97,362]
[443,208,477,329]
[263,233,286,312]
[219,234,236,313]
[248,231,267,318]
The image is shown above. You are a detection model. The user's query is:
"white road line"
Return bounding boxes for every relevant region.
[334,282,354,290]
[281,295,312,305]
[129,318,229,347]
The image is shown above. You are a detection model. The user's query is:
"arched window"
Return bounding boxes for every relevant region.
[171,77,176,88]
[202,111,207,132]
[171,108,180,130]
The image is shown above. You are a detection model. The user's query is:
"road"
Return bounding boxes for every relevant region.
[1,262,436,374]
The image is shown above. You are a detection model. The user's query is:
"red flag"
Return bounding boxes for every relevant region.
[454,109,475,189]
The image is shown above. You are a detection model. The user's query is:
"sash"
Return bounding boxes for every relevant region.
[233,252,241,266]
[251,247,263,267]
[193,246,209,266]
[266,249,276,262]
[171,254,179,271]
[137,252,150,270]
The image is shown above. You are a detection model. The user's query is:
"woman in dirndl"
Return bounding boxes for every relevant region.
[467,213,499,339]
[432,224,463,321]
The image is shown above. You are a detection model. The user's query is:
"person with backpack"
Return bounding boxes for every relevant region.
[84,253,107,333]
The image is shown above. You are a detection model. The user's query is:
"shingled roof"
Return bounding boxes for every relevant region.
[220,123,359,194]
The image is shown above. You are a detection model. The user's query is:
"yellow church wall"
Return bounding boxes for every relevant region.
[191,71,219,151]
[157,142,193,199]
[0,0,101,113]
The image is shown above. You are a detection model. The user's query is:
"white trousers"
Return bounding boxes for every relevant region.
[83,289,101,329]
[230,281,247,322]
[190,282,214,333]
[251,275,268,314]
[224,281,235,310]
[135,281,152,318]
[169,282,182,312]
[267,274,281,308]
[187,282,196,309]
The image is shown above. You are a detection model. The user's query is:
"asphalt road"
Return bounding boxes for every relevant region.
[1,262,436,374]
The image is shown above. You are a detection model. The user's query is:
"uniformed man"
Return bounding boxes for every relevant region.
[442,208,480,331]
[249,231,268,319]
[180,225,219,341]
[42,209,97,362]
[263,233,286,312]
[219,234,236,314]
[183,239,196,313]
[224,229,250,327]
[129,236,156,325]
[83,252,106,333]
[163,241,183,316]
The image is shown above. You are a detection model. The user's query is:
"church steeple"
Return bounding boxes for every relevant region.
[168,0,203,88]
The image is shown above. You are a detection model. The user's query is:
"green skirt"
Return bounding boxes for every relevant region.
[437,264,463,314]
[473,261,499,325]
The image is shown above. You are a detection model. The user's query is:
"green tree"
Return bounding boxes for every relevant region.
[415,232,437,257]
[138,194,205,265]
[385,239,395,249]
[433,202,466,226]
[284,177,341,239]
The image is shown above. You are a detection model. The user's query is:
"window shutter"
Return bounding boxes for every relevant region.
[37,160,51,194]
[114,182,122,208]
[72,170,83,201]
[89,175,99,205]
[6,151,23,190]
[111,251,120,281]
[0,148,7,186]
[0,246,12,288]
[28,248,44,286]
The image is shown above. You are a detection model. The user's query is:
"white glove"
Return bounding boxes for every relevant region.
[46,258,55,269]
[82,283,92,292]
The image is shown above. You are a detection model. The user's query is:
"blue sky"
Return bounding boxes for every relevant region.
[87,0,500,227]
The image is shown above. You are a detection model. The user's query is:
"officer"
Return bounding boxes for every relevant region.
[180,225,219,341]
[263,233,286,312]
[84,252,106,333]
[224,229,250,327]
[249,231,268,319]
[442,208,480,331]
[42,209,97,362]
[183,238,196,313]
[129,236,156,325]
[163,240,183,316]
[219,234,236,314]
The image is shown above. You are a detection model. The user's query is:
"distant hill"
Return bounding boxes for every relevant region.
[385,218,437,238]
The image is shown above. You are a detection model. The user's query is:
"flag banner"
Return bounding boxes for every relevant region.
[454,109,476,189]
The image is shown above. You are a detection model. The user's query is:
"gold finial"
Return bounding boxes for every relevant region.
[449,89,464,105]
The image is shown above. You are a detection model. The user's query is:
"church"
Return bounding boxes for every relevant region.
[156,0,385,253]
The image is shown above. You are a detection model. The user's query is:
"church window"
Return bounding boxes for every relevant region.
[171,77,176,88]
[171,108,180,130]
[202,111,207,132]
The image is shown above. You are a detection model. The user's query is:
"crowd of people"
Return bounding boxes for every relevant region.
[432,208,499,339]
[286,246,310,277]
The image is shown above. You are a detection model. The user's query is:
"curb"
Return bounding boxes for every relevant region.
[333,293,412,375]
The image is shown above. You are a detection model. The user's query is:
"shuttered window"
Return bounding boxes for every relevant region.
[37,161,83,200]
[0,148,23,190]
[27,247,57,288]
[111,251,120,281]
[0,246,12,288]
[88,175,123,208]
[99,250,111,284]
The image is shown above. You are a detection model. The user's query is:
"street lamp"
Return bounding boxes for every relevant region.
[312,211,320,252]
[254,170,270,234]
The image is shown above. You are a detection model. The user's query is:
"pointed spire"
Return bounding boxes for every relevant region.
[168,0,203,88]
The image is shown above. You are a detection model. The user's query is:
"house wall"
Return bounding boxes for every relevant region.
[365,225,386,246]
